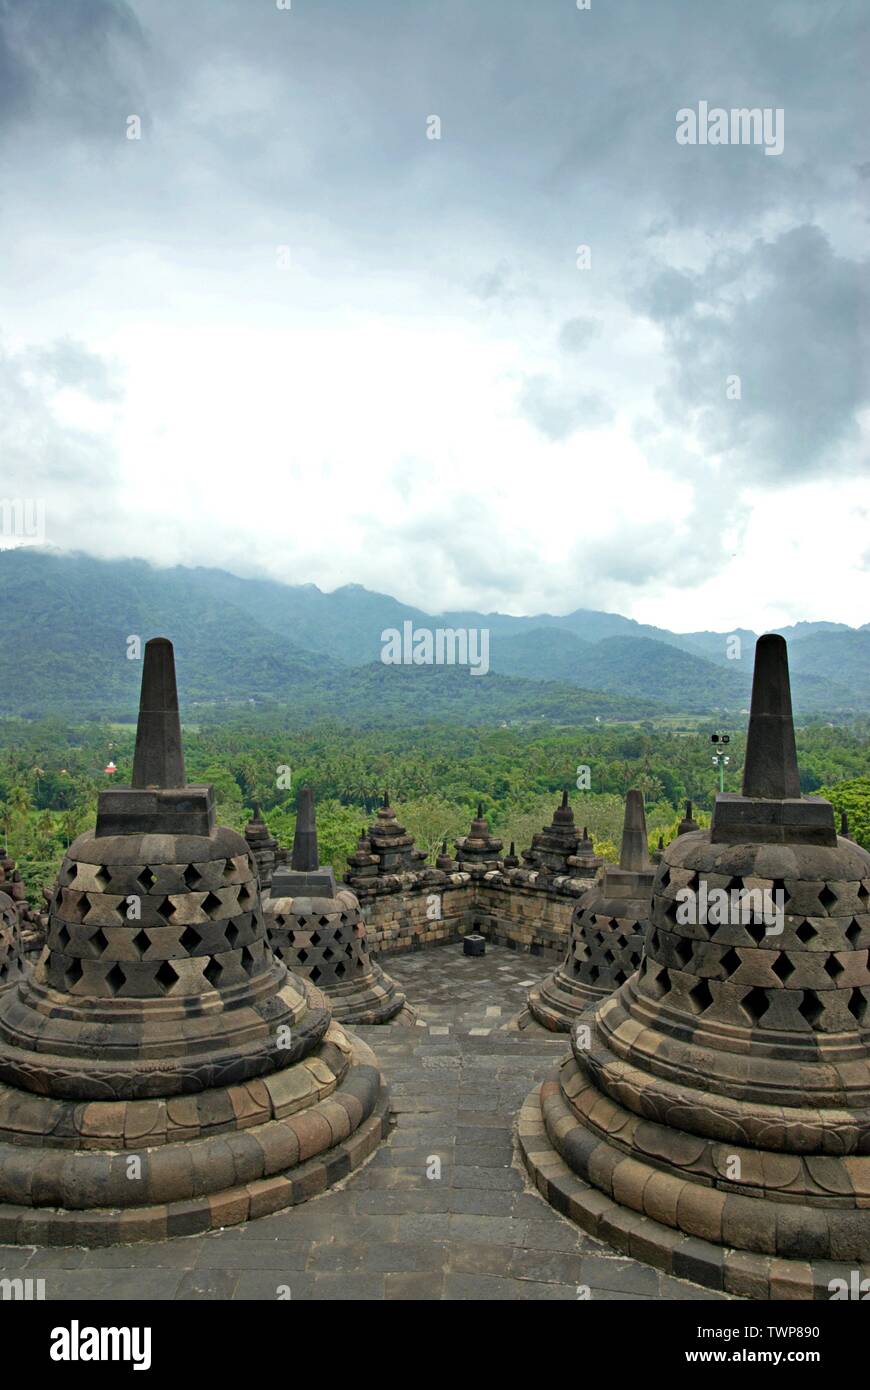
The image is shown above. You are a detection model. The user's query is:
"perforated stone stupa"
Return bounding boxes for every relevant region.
[265,788,409,1025]
[0,892,26,995]
[526,789,653,1032]
[0,639,388,1246]
[519,635,870,1298]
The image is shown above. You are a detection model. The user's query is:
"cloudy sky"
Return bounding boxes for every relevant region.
[0,0,867,631]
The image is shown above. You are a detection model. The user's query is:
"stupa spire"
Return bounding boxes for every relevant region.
[131,637,186,789]
[619,789,650,872]
[291,786,319,871]
[741,634,800,799]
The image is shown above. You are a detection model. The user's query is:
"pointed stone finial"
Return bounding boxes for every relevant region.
[252,800,262,820]
[686,801,692,819]
[477,802,484,819]
[442,839,448,853]
[131,637,186,789]
[658,835,664,849]
[742,634,800,800]
[841,810,851,840]
[509,841,516,855]
[291,787,320,871]
[383,789,389,808]
[561,789,569,809]
[619,790,651,872]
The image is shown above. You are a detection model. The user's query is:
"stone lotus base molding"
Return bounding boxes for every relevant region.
[518,1010,870,1300]
[0,1002,388,1247]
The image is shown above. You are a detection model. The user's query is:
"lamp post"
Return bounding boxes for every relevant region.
[711,732,730,794]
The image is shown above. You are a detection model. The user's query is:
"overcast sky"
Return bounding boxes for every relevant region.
[0,0,867,631]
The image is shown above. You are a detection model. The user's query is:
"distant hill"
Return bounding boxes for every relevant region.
[0,548,864,719]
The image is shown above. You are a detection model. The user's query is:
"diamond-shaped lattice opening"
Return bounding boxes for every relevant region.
[323,946,334,961]
[846,918,863,947]
[310,931,321,947]
[629,952,641,970]
[156,896,176,922]
[61,861,77,885]
[614,969,627,986]
[202,891,224,919]
[88,927,108,955]
[674,937,693,968]
[659,866,671,889]
[645,963,670,1000]
[319,916,332,927]
[649,929,660,953]
[345,942,355,957]
[741,987,769,1026]
[238,883,253,908]
[770,878,791,908]
[335,961,346,978]
[663,898,680,926]
[859,883,870,906]
[225,921,240,949]
[183,864,203,889]
[588,964,600,983]
[56,923,71,951]
[686,870,700,892]
[310,965,322,983]
[203,956,223,987]
[799,990,825,1029]
[131,930,150,958]
[818,884,838,911]
[155,960,179,993]
[603,948,615,965]
[296,915,307,928]
[94,865,111,891]
[137,867,156,892]
[223,858,236,880]
[824,953,845,982]
[796,920,818,945]
[771,952,795,984]
[720,947,741,978]
[847,988,868,1024]
[54,887,64,908]
[688,977,714,1015]
[744,919,768,945]
[181,927,206,957]
[297,948,309,964]
[105,963,127,995]
[64,958,84,989]
[240,946,256,975]
[76,893,92,923]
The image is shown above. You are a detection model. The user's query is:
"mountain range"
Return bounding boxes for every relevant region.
[0,548,866,723]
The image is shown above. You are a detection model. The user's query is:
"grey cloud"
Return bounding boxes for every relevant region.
[558,317,602,353]
[518,376,612,442]
[634,226,869,482]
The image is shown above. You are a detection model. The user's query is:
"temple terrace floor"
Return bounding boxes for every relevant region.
[0,942,730,1301]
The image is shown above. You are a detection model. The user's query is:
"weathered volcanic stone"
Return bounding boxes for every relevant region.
[455,805,503,874]
[0,891,26,995]
[519,636,870,1297]
[244,802,278,889]
[266,788,409,1025]
[522,790,583,878]
[0,847,45,955]
[527,790,652,1032]
[0,639,388,1246]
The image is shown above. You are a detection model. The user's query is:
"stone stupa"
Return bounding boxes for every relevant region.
[519,635,870,1298]
[0,638,388,1246]
[243,801,278,889]
[265,787,410,1025]
[522,790,582,878]
[678,800,700,835]
[526,789,653,1033]
[455,804,503,874]
[0,891,26,995]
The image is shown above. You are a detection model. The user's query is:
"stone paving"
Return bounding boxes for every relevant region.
[0,942,729,1301]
